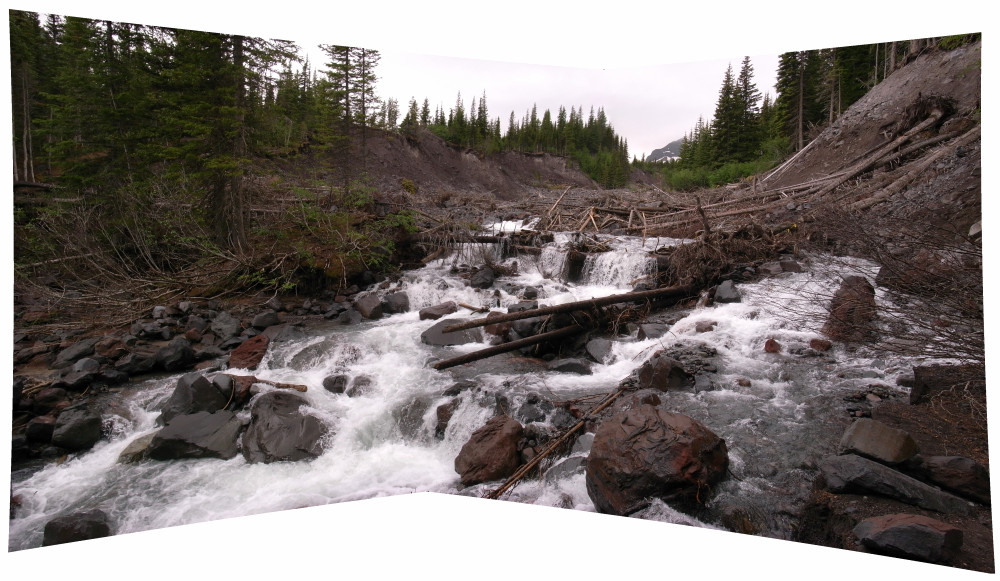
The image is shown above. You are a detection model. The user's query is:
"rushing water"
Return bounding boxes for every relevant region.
[8,231,933,550]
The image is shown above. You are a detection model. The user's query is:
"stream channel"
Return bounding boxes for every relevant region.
[8,221,927,550]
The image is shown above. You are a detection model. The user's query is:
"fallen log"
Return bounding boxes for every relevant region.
[442,284,697,334]
[432,324,588,370]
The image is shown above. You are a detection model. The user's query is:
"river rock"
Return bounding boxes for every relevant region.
[354,295,384,320]
[346,376,374,397]
[714,280,741,303]
[251,309,280,329]
[117,432,156,463]
[148,411,242,460]
[42,509,112,546]
[853,513,963,563]
[52,337,99,370]
[210,311,243,341]
[228,333,270,370]
[419,301,459,320]
[822,275,877,342]
[548,358,592,375]
[384,292,410,314]
[336,309,364,325]
[53,368,97,391]
[469,266,495,289]
[764,338,782,353]
[155,337,196,372]
[838,418,919,465]
[51,408,104,451]
[114,348,158,376]
[242,391,328,463]
[818,454,972,514]
[483,311,514,339]
[323,374,349,394]
[585,338,614,364]
[158,372,229,425]
[454,415,524,486]
[25,415,57,443]
[32,387,69,415]
[435,399,459,439]
[586,406,728,515]
[420,318,484,346]
[636,351,694,392]
[637,323,670,340]
[909,456,991,505]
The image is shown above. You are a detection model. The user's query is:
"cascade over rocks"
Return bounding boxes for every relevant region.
[241,391,328,464]
[586,405,728,515]
[454,414,524,486]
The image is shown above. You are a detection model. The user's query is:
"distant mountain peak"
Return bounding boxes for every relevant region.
[646,137,684,162]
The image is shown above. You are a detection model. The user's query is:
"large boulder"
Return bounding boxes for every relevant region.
[147,411,243,460]
[586,406,728,515]
[228,333,270,370]
[822,275,877,342]
[42,509,113,546]
[818,454,972,514]
[251,309,280,330]
[354,295,384,320]
[585,338,614,364]
[384,292,410,314]
[158,372,229,425]
[838,418,919,465]
[635,351,694,392]
[51,408,104,451]
[454,415,524,486]
[420,318,484,346]
[241,391,328,464]
[853,513,963,564]
[210,311,243,341]
[909,456,991,505]
[713,280,741,303]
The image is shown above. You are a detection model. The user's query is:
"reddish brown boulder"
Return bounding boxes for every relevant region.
[228,334,270,370]
[454,415,524,486]
[764,338,782,353]
[853,513,963,563]
[822,275,877,342]
[809,338,833,351]
[586,405,728,515]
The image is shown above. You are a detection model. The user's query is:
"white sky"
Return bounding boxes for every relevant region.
[1,1,995,580]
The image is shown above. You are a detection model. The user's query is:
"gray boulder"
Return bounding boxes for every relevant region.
[585,338,614,364]
[714,280,741,303]
[910,456,991,505]
[384,292,410,314]
[52,338,99,370]
[819,454,972,514]
[251,309,280,330]
[148,411,242,460]
[469,267,495,289]
[838,418,919,465]
[241,391,328,464]
[155,337,195,372]
[51,408,103,451]
[354,295,384,320]
[158,372,229,425]
[210,311,243,340]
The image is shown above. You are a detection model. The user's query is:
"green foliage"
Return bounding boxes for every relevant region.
[939,33,980,50]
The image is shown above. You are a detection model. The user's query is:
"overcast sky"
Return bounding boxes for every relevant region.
[6,1,977,160]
